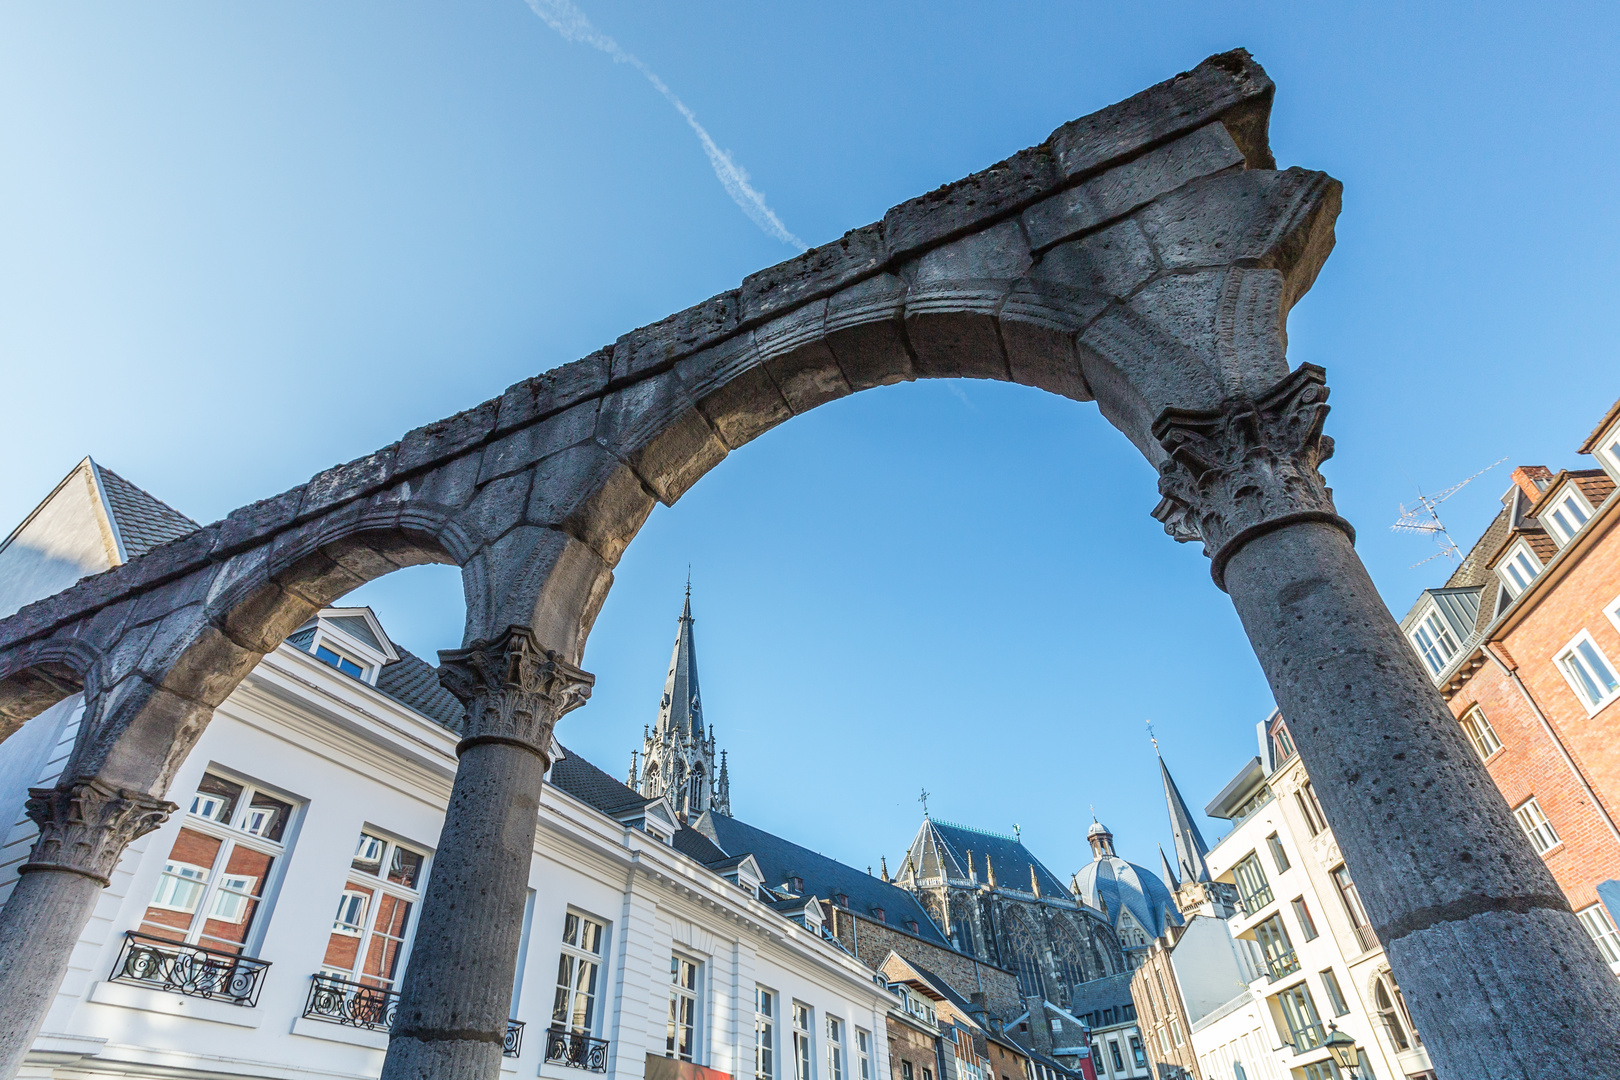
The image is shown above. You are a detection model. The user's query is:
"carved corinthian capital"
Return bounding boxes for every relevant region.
[22,781,176,886]
[1151,364,1355,590]
[437,626,594,761]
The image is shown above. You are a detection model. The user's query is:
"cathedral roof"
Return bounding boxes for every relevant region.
[904,819,1070,898]
[1071,850,1181,941]
[693,811,951,947]
[656,586,704,738]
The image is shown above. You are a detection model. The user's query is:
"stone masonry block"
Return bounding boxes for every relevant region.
[999,281,1110,402]
[459,472,535,551]
[493,348,612,438]
[406,450,482,513]
[477,398,600,486]
[91,677,215,794]
[145,612,259,709]
[674,332,766,404]
[913,220,1033,284]
[1033,218,1159,300]
[1046,49,1272,180]
[527,442,655,566]
[884,146,1058,264]
[824,275,913,390]
[298,445,398,523]
[395,398,499,477]
[610,293,740,383]
[904,281,1013,381]
[740,224,887,323]
[1022,122,1245,252]
[219,582,318,654]
[752,299,852,413]
[1134,168,1339,285]
[594,373,727,506]
[694,362,793,450]
[214,487,302,557]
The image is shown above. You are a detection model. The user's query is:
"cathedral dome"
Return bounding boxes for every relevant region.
[1073,846,1181,945]
[1086,819,1110,839]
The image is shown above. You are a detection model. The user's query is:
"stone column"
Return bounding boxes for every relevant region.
[1153,365,1620,1075]
[0,781,173,1080]
[381,625,592,1080]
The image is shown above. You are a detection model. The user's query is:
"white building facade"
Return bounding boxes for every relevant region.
[1191,714,1435,1080]
[0,605,895,1080]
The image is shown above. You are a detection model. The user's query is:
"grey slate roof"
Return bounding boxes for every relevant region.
[96,464,199,558]
[693,811,952,947]
[913,820,1070,898]
[1072,845,1180,940]
[374,648,465,730]
[550,748,655,817]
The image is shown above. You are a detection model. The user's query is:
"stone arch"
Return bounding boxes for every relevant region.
[0,49,1616,1080]
[0,636,104,738]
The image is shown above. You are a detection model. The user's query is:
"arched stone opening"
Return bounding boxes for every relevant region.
[0,48,1615,1080]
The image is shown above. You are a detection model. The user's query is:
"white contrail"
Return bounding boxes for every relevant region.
[524,0,807,252]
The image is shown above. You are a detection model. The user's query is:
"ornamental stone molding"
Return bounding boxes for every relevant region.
[1150,363,1355,589]
[21,780,176,886]
[437,625,594,761]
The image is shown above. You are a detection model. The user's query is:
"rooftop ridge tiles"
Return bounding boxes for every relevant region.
[929,819,1017,841]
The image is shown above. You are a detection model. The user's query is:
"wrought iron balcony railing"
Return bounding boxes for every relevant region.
[1349,921,1379,953]
[110,931,271,1006]
[506,1019,525,1058]
[303,973,399,1031]
[545,1028,610,1071]
[1264,949,1301,982]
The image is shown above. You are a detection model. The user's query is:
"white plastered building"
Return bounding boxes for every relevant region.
[1189,713,1435,1080]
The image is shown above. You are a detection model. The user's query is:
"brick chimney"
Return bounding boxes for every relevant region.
[1512,465,1555,502]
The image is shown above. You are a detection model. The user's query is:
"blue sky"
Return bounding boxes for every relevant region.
[4,3,1618,886]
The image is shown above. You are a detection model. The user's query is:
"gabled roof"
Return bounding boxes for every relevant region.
[692,811,952,947]
[94,463,199,557]
[908,819,1070,898]
[0,457,198,620]
[1579,397,1620,455]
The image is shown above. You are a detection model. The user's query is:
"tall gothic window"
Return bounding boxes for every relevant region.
[689,768,705,814]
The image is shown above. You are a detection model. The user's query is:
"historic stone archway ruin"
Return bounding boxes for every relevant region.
[1,51,1616,1080]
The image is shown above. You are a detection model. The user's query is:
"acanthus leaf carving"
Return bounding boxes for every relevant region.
[1150,363,1354,590]
[437,625,594,762]
[22,780,176,886]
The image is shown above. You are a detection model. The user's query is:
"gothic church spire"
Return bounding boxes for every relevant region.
[1159,751,1211,883]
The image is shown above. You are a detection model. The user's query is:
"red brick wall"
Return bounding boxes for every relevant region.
[1447,509,1620,914]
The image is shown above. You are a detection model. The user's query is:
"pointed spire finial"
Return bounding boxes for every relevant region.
[919,788,931,817]
[1147,718,1161,756]
[1014,823,1021,842]
[880,855,890,883]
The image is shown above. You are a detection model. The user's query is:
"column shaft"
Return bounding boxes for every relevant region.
[1223,522,1620,1076]
[381,741,544,1078]
[0,870,104,1078]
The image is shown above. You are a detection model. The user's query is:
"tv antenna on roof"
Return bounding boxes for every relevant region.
[1391,457,1508,569]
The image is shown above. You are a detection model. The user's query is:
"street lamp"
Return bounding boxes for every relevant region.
[1323,1023,1360,1078]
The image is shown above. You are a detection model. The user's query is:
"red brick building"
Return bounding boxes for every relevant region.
[1399,397,1620,971]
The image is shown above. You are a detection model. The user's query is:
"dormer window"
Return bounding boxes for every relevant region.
[1498,541,1543,598]
[1543,487,1594,546]
[314,643,368,680]
[1410,604,1461,676]
[288,607,397,687]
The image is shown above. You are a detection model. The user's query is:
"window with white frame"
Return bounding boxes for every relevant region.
[1497,541,1543,597]
[1577,904,1620,966]
[552,910,607,1033]
[854,1028,871,1080]
[1607,592,1620,638]
[1409,604,1461,676]
[667,955,701,1062]
[825,1016,845,1080]
[139,770,299,957]
[320,829,426,990]
[756,988,776,1080]
[1556,631,1620,713]
[1543,486,1594,545]
[1513,797,1561,854]
[1459,705,1503,760]
[793,1002,813,1080]
[1599,427,1620,479]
